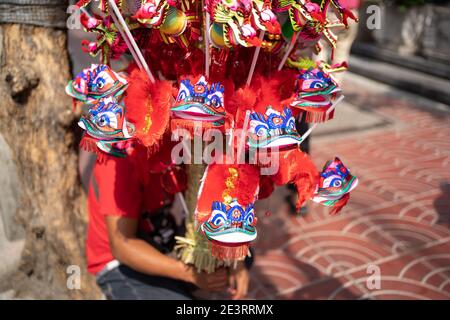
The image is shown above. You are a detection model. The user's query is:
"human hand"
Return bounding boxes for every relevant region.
[228,262,250,300]
[188,266,229,292]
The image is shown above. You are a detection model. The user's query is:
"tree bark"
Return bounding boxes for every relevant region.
[0,24,100,299]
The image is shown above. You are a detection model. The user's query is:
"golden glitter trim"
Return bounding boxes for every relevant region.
[142,99,153,134]
[222,167,238,205]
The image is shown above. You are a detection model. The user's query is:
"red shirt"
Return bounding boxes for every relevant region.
[86,145,173,275]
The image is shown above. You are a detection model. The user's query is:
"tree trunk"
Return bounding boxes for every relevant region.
[0,24,100,299]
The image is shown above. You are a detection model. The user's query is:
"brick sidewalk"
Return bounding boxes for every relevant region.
[249,73,450,300]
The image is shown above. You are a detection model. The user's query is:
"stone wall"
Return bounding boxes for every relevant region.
[356,1,450,64]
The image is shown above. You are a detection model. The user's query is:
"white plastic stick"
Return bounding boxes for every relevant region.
[79,7,92,18]
[299,95,344,144]
[110,12,144,70]
[278,32,299,71]
[227,128,234,149]
[246,31,265,86]
[237,110,251,162]
[205,12,211,78]
[177,192,189,216]
[108,0,155,83]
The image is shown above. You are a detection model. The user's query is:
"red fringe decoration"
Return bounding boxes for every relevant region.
[329,193,350,216]
[170,118,226,137]
[79,134,107,163]
[79,134,97,153]
[124,68,173,149]
[210,240,250,260]
[303,108,335,123]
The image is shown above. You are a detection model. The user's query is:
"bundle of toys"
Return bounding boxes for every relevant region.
[67,0,358,272]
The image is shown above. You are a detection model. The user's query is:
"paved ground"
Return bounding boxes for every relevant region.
[249,72,450,300]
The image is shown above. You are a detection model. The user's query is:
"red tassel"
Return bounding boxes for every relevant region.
[79,135,107,163]
[297,107,335,123]
[79,135,97,153]
[210,240,250,260]
[170,118,225,136]
[329,194,350,216]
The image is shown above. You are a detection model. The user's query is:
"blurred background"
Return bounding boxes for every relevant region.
[0,0,449,299]
[250,0,450,299]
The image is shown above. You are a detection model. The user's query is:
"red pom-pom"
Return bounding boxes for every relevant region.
[272,148,319,209]
[124,67,173,149]
[258,175,275,200]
